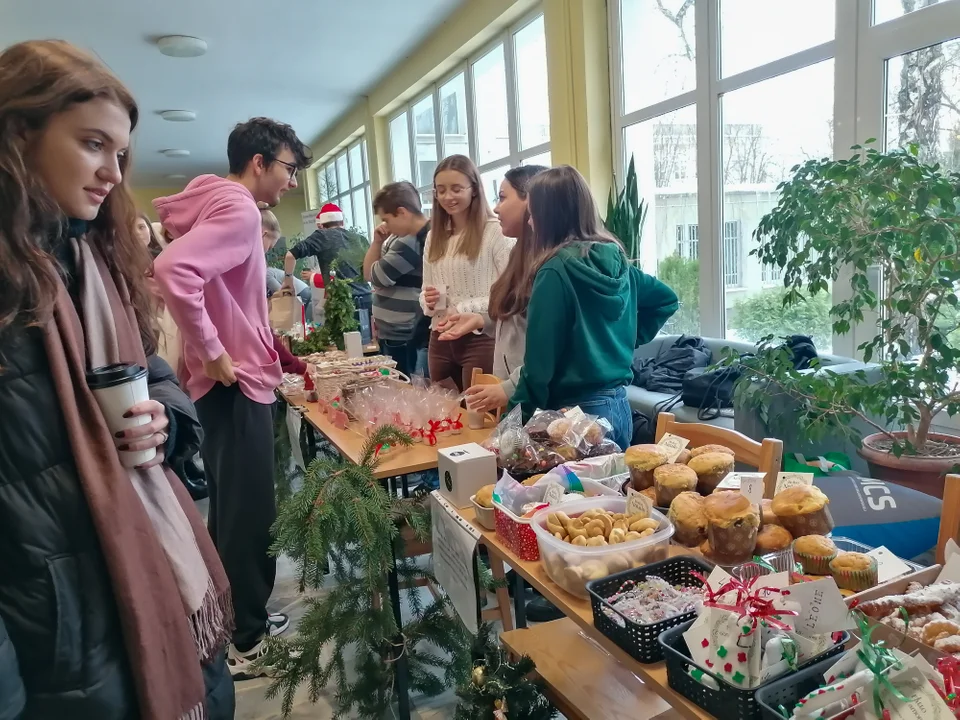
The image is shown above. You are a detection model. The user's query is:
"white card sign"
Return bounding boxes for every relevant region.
[739,472,766,506]
[775,472,815,494]
[626,487,652,517]
[542,483,565,507]
[657,433,690,463]
[866,546,912,583]
[784,578,859,635]
[882,665,955,720]
[430,491,481,633]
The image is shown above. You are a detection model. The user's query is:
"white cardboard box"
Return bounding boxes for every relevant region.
[437,443,497,509]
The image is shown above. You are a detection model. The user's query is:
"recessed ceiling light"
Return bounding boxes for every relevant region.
[167,174,187,180]
[157,36,207,58]
[161,149,190,157]
[160,110,197,122]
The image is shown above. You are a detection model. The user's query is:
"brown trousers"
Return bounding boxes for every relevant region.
[428,330,495,391]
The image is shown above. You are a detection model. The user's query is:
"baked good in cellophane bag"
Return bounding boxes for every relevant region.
[342,380,463,447]
[482,406,565,475]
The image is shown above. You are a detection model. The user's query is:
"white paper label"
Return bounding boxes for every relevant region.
[657,432,690,463]
[716,472,742,490]
[430,492,481,633]
[740,473,766,506]
[783,578,859,635]
[541,483,565,507]
[938,553,960,583]
[626,487,652,517]
[882,666,955,720]
[775,472,815,494]
[867,546,913,584]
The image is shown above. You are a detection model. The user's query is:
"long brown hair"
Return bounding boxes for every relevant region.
[521,165,622,292]
[0,40,155,352]
[428,154,493,263]
[488,164,548,320]
[140,211,165,259]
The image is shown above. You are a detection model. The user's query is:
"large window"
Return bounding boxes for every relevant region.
[613,0,840,349]
[388,12,551,215]
[315,137,372,238]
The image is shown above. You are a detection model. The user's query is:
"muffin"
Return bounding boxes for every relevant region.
[668,491,708,547]
[703,492,760,564]
[755,525,793,554]
[521,474,545,487]
[654,463,699,507]
[830,552,879,592]
[771,486,834,537]
[676,448,692,465]
[793,535,838,575]
[640,486,658,504]
[761,498,783,528]
[688,444,736,460]
[688,452,736,495]
[625,444,669,490]
[475,484,495,509]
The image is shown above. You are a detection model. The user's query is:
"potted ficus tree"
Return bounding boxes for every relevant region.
[730,142,960,497]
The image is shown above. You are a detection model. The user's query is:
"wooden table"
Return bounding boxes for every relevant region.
[461,506,712,720]
[289,393,493,479]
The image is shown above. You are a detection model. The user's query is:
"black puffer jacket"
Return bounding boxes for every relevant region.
[0,236,234,718]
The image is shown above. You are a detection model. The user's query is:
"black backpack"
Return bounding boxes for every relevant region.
[680,365,742,421]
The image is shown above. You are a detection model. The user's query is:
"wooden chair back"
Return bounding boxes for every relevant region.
[655,412,784,498]
[470,367,504,421]
[937,474,960,564]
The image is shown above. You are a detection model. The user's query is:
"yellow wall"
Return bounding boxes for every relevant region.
[130,184,307,238]
[304,0,614,206]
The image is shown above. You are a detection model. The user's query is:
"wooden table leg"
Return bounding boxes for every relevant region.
[489,555,514,632]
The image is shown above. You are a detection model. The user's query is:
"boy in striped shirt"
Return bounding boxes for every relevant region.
[364,182,430,376]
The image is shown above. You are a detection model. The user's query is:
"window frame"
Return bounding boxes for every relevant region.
[386,9,551,205]
[314,136,373,237]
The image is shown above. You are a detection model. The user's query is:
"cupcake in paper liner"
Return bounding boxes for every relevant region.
[792,534,838,575]
[668,491,708,547]
[829,552,879,592]
[687,452,735,495]
[654,463,698,507]
[771,485,834,537]
[704,492,759,564]
[625,444,668,490]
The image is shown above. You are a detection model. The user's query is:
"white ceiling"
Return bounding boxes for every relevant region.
[0,0,467,185]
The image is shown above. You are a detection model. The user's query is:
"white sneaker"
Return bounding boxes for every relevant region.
[227,639,273,680]
[267,612,290,637]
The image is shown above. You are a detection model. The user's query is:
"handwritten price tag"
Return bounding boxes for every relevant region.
[626,488,652,517]
[657,432,690,463]
[785,578,858,635]
[775,472,815,494]
[541,483,566,507]
[739,472,766,506]
[866,546,912,583]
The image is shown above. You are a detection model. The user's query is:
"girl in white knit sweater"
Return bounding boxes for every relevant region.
[420,154,513,390]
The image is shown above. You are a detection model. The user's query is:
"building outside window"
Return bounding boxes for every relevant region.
[388,12,551,213]
[315,137,372,239]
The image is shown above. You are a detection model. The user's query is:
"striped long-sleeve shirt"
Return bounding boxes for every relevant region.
[369,222,429,341]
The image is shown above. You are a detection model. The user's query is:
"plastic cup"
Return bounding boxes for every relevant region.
[86,363,155,468]
[467,409,485,430]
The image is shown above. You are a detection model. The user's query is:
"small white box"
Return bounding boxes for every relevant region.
[437,443,498,508]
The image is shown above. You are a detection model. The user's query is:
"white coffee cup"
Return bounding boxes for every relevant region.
[467,409,486,430]
[86,363,155,468]
[435,284,448,312]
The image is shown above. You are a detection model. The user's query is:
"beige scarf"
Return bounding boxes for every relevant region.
[42,236,232,719]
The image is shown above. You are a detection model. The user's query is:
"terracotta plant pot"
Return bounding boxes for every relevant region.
[858,431,960,498]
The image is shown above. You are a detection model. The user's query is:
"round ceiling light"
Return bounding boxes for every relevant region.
[160,110,196,122]
[161,149,190,157]
[157,36,207,58]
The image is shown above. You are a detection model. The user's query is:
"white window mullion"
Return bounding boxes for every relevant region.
[715,41,836,95]
[503,26,521,161]
[620,90,700,129]
[405,106,417,184]
[696,0,724,338]
[608,0,626,190]
[432,86,443,168]
[465,62,479,161]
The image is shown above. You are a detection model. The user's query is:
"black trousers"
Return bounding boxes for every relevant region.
[196,383,276,649]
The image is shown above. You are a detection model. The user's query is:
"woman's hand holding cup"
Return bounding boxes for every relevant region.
[113,399,170,469]
[423,285,440,311]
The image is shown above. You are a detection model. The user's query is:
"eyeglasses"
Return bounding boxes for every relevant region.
[272,157,298,181]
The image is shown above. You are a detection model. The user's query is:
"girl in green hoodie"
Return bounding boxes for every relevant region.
[506,166,678,450]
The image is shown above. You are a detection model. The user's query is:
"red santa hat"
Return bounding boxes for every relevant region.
[316,202,344,225]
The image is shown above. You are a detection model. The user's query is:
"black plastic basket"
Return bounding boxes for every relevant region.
[658,620,849,720]
[586,554,713,663]
[755,654,850,720]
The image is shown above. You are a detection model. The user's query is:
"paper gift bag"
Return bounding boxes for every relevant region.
[269,287,303,331]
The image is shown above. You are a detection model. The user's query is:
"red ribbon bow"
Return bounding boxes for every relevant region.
[934,657,960,716]
[425,420,443,446]
[450,413,463,431]
[691,571,798,635]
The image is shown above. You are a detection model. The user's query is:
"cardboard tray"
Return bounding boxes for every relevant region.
[844,564,949,665]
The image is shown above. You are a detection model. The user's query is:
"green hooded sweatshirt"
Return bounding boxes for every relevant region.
[508,242,678,419]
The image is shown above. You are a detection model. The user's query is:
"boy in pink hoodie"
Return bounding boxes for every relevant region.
[153,117,311,679]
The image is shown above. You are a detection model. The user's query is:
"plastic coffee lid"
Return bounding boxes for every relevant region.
[86,362,147,389]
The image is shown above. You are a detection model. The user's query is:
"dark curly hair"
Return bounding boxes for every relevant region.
[227,117,311,175]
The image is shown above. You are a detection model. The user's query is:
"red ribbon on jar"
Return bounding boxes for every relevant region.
[690,572,797,635]
[449,413,463,431]
[425,419,443,446]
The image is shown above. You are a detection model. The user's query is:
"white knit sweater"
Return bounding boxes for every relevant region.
[419,219,514,327]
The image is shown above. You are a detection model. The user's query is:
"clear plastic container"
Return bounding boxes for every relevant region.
[530,497,675,598]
